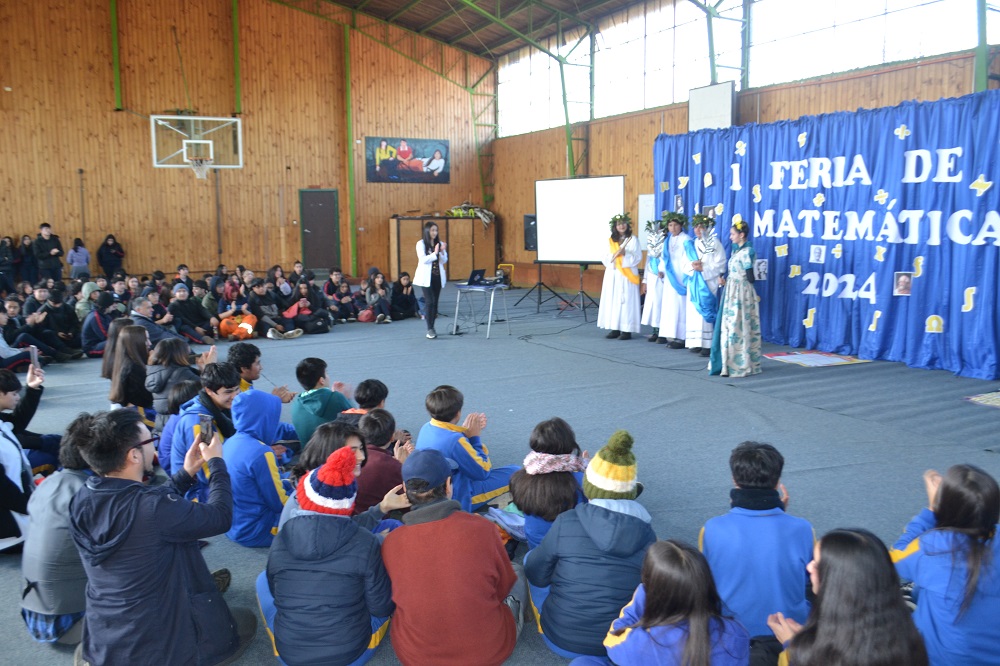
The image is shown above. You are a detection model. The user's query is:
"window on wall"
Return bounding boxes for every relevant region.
[749,0,979,88]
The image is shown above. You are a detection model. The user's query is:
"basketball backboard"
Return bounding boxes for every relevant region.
[150,115,243,169]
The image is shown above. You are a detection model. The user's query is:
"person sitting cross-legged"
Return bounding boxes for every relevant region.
[381,449,527,666]
[69,409,257,666]
[291,357,353,445]
[167,282,217,345]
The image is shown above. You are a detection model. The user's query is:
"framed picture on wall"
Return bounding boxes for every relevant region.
[365,137,450,184]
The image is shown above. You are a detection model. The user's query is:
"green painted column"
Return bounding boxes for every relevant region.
[111,0,122,110]
[344,24,358,276]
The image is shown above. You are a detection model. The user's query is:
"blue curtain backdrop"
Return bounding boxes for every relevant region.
[653,91,1000,380]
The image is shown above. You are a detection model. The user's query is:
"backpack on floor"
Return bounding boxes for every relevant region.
[357,307,375,323]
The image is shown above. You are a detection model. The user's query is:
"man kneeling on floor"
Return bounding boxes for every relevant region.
[381,449,527,666]
[69,409,256,666]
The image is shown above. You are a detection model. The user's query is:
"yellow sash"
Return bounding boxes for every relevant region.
[610,238,640,285]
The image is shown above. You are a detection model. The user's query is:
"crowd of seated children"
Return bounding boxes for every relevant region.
[336,378,389,426]
[217,279,257,340]
[227,342,296,406]
[145,337,213,431]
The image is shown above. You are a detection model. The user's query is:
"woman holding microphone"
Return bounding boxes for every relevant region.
[413,221,448,339]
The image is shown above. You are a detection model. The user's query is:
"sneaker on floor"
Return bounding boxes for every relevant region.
[620,332,632,340]
[227,334,238,341]
[376,313,386,323]
[347,316,357,322]
[212,568,232,594]
[426,329,437,339]
[73,642,91,666]
[385,316,392,323]
[70,350,86,359]
[339,318,347,323]
[250,331,259,339]
[266,328,282,340]
[605,330,621,339]
[283,328,304,339]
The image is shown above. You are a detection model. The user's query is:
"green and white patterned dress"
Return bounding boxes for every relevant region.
[717,243,762,377]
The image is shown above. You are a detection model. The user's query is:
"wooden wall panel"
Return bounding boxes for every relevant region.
[0,0,494,280]
[350,34,495,278]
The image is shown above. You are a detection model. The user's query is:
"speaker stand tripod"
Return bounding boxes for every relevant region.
[564,264,599,321]
[514,263,574,313]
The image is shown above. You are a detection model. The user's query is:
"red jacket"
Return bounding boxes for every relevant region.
[381,500,517,666]
[354,445,403,514]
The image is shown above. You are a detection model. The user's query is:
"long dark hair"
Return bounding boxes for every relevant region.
[612,540,729,666]
[149,337,192,367]
[108,326,149,405]
[422,221,439,255]
[610,221,633,244]
[100,317,134,380]
[934,464,1000,613]
[790,529,928,666]
[509,417,582,522]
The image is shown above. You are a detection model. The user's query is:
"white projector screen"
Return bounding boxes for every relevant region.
[535,176,626,264]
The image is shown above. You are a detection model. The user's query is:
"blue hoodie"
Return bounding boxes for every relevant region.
[172,393,232,502]
[223,391,292,547]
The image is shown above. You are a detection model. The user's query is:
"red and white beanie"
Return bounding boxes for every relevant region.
[297,446,357,515]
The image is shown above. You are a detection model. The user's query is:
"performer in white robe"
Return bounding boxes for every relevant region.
[597,214,642,340]
[640,222,666,342]
[657,214,692,348]
[684,215,726,355]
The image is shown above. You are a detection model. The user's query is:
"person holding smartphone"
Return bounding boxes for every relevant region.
[70,409,257,666]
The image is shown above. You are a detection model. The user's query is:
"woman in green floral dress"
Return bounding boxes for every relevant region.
[710,219,761,377]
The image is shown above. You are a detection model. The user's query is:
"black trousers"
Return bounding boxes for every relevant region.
[421,273,442,331]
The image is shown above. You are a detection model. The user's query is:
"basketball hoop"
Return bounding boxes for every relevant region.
[190,158,213,179]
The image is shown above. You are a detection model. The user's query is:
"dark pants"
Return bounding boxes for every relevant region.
[1,351,32,372]
[13,333,57,357]
[421,273,442,331]
[39,266,62,282]
[370,299,391,318]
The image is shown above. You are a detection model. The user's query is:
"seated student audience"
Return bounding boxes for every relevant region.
[171,362,242,502]
[0,364,61,475]
[391,272,420,320]
[228,341,296,404]
[203,275,224,314]
[286,278,331,334]
[108,276,129,309]
[222,390,293,548]
[889,465,999,665]
[146,289,172,326]
[40,289,83,352]
[267,265,292,298]
[291,357,353,444]
[336,378,388,425]
[510,417,588,549]
[158,379,202,476]
[525,430,657,658]
[322,267,343,299]
[70,409,257,666]
[0,365,46,553]
[353,278,371,316]
[415,384,518,512]
[126,275,141,302]
[130,296,185,347]
[366,272,393,323]
[0,320,36,372]
[700,441,814,648]
[247,277,303,340]
[167,282,217,344]
[217,280,257,340]
[289,260,306,285]
[355,408,413,514]
[74,282,100,323]
[261,444,408,666]
[173,263,193,292]
[22,282,49,316]
[108,325,153,415]
[5,297,77,360]
[2,299,67,364]
[145,338,213,431]
[20,413,94,645]
[333,280,359,322]
[571,540,751,666]
[98,316,133,379]
[381,449,526,666]
[191,278,209,303]
[770,528,928,666]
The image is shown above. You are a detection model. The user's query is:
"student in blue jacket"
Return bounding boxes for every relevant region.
[223,390,294,547]
[889,465,999,666]
[415,384,518,512]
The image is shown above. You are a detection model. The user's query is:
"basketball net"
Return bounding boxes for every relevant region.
[190,158,213,179]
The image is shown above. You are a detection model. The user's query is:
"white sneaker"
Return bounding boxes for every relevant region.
[283,328,304,339]
[426,329,437,339]
[376,313,386,323]
[385,316,392,323]
[266,328,282,340]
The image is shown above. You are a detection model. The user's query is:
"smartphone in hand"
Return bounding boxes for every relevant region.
[28,345,39,368]
[198,414,215,445]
